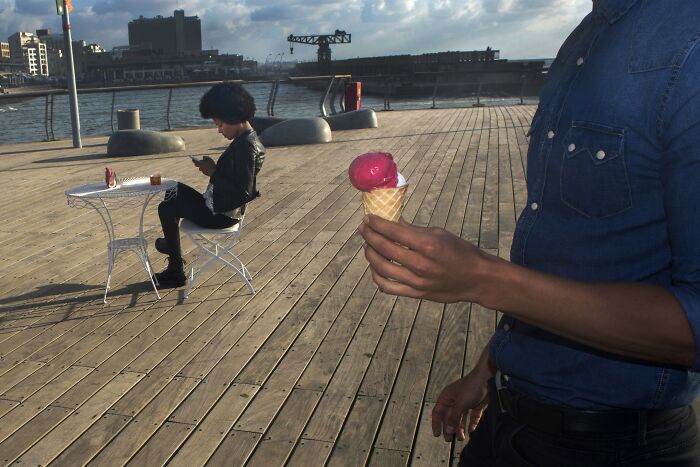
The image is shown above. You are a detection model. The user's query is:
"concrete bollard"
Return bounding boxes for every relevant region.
[117,109,140,130]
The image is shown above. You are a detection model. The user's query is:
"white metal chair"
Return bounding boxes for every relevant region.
[180,217,255,298]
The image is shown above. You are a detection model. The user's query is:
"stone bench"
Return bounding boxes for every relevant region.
[107,129,186,157]
[323,109,378,131]
[259,117,332,147]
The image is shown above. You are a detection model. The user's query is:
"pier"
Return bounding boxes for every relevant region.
[0,105,533,465]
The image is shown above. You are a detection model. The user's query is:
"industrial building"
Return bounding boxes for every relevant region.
[128,10,202,56]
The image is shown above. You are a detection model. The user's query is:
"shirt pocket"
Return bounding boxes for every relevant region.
[559,121,632,219]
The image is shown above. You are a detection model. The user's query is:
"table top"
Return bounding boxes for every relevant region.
[65,177,177,200]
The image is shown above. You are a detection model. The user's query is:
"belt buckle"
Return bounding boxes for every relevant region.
[495,370,508,414]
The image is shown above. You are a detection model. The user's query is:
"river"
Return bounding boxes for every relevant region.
[0,82,536,145]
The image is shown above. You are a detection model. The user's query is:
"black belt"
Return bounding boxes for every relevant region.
[496,382,687,436]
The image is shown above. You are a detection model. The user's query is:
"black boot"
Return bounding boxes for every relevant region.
[153,257,187,288]
[155,238,170,255]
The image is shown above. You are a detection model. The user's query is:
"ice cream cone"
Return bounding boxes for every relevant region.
[362,185,407,222]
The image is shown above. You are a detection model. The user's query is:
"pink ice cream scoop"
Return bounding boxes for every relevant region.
[348,152,398,192]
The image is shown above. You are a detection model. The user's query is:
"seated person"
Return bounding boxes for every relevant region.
[154,83,265,288]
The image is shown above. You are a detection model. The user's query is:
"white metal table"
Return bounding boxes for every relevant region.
[65,177,177,303]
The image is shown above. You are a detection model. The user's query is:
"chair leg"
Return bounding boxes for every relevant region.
[184,232,255,296]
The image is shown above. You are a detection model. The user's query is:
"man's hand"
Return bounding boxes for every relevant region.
[194,155,216,177]
[432,372,491,441]
[357,215,490,303]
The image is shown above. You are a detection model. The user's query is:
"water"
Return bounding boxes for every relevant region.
[0,83,537,145]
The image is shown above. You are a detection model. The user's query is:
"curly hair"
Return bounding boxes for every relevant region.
[199,82,256,124]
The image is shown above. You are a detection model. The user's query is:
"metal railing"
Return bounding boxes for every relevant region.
[0,69,544,143]
[354,68,546,111]
[0,75,352,142]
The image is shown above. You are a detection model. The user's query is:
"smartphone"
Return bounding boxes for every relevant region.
[190,155,202,162]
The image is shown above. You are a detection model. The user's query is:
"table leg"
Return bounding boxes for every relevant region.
[103,243,114,304]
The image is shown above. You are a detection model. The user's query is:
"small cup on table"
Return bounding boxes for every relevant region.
[150,172,161,186]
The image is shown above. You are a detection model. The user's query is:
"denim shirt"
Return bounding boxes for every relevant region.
[490,0,700,410]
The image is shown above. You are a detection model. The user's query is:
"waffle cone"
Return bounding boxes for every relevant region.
[362,185,407,222]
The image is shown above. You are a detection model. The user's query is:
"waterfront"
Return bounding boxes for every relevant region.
[0,106,530,464]
[0,83,537,145]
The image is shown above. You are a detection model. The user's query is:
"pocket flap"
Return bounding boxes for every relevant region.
[564,121,625,165]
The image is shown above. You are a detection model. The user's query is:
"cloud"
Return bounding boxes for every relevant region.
[250,6,296,22]
[0,0,592,62]
[14,0,55,15]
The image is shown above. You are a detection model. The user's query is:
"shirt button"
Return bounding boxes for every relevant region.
[568,143,576,152]
[547,130,555,139]
[577,56,585,66]
[596,150,606,160]
[503,323,511,332]
[530,202,539,211]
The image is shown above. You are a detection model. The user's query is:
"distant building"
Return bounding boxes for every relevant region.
[128,10,202,56]
[36,29,65,77]
[0,42,10,60]
[8,32,49,76]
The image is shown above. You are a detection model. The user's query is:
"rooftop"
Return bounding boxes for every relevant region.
[0,106,533,465]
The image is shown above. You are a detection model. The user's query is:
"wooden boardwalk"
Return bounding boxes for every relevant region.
[0,105,535,466]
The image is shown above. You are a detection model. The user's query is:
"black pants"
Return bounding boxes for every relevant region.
[158,183,238,262]
[459,386,700,467]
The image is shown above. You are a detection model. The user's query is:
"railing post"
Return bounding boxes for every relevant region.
[44,95,50,142]
[110,91,116,133]
[49,94,55,140]
[270,80,280,116]
[166,87,173,130]
[519,74,527,105]
[431,75,440,109]
[320,76,335,117]
[473,81,484,108]
[330,77,344,115]
[267,80,280,116]
[383,79,392,111]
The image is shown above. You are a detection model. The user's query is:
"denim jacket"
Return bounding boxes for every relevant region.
[490,0,700,409]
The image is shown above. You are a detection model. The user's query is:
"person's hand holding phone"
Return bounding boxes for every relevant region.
[192,155,216,176]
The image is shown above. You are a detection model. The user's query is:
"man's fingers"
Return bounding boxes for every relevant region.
[432,403,447,437]
[468,404,487,433]
[370,270,425,299]
[360,219,420,268]
[364,215,436,255]
[364,245,430,290]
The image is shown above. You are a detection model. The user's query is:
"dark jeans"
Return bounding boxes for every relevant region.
[158,183,237,262]
[459,386,700,467]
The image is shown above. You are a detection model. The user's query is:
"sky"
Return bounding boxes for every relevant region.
[0,0,592,62]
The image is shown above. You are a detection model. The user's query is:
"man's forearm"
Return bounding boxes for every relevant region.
[478,254,696,367]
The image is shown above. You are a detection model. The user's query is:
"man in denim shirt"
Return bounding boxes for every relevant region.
[359,0,700,464]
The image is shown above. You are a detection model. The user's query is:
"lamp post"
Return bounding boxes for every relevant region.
[57,0,82,148]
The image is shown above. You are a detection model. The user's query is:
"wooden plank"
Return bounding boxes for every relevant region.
[300,290,398,442]
[206,429,261,466]
[125,422,194,466]
[374,302,443,452]
[244,388,323,465]
[324,395,385,467]
[410,402,452,467]
[0,366,91,443]
[91,376,200,464]
[11,371,143,465]
[0,405,74,464]
[50,414,132,467]
[167,383,259,466]
[285,439,333,467]
[369,448,410,467]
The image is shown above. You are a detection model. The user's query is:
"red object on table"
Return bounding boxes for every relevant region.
[105,167,117,188]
